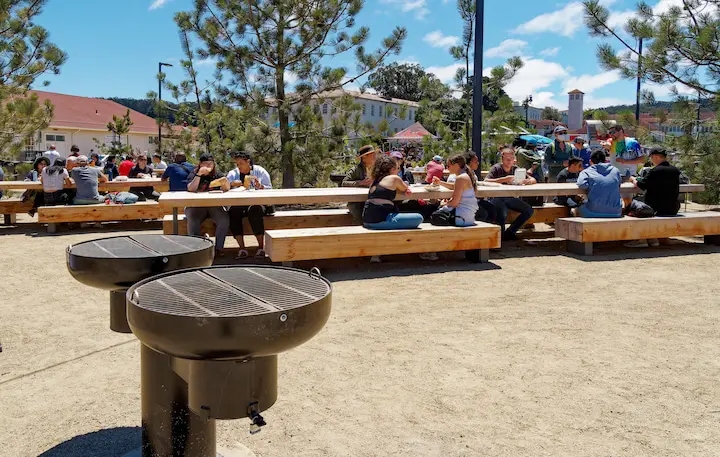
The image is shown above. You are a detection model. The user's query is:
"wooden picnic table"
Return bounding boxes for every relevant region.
[409,169,489,180]
[0,178,169,192]
[159,183,705,234]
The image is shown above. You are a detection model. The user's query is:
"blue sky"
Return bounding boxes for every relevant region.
[35,0,694,110]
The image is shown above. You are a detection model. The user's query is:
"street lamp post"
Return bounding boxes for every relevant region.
[158,62,173,156]
[471,0,484,163]
[635,38,643,122]
[522,95,533,128]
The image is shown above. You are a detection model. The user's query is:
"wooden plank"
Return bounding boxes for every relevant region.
[0,178,168,192]
[507,204,570,225]
[555,212,720,243]
[37,202,169,223]
[159,184,705,209]
[265,222,501,262]
[0,198,33,214]
[162,209,355,235]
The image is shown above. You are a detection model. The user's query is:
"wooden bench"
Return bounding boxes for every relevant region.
[508,203,570,225]
[162,209,355,235]
[37,202,170,233]
[265,222,501,264]
[0,198,33,224]
[555,211,720,255]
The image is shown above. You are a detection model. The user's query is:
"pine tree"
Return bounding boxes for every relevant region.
[175,0,406,188]
[0,0,66,160]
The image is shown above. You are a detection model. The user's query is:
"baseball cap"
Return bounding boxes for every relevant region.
[432,155,443,162]
[199,152,214,162]
[648,146,667,156]
[554,126,568,134]
[573,137,585,143]
[390,151,404,159]
[77,155,88,162]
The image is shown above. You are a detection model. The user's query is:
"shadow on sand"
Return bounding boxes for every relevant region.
[37,426,141,457]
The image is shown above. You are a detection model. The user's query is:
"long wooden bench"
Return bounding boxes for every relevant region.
[265,222,501,264]
[37,202,170,233]
[162,209,355,235]
[555,211,720,255]
[0,198,33,224]
[508,203,570,225]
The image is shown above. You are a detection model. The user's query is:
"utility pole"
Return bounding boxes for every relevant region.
[696,90,702,139]
[635,38,643,122]
[471,0,484,163]
[158,62,173,157]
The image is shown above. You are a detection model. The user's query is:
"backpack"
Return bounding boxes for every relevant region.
[430,207,456,226]
[108,192,139,204]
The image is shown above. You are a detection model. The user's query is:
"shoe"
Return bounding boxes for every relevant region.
[369,256,382,263]
[254,249,266,259]
[624,240,649,248]
[648,238,660,247]
[419,252,439,261]
[658,238,672,246]
[235,249,249,260]
[502,230,518,241]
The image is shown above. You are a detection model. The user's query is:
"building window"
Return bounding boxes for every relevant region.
[46,134,65,142]
[379,105,383,117]
[25,135,35,151]
[371,105,375,116]
[362,104,366,115]
[322,104,328,114]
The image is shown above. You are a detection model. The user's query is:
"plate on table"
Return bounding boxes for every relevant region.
[423,184,440,191]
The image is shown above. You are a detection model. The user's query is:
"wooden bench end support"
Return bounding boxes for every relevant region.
[465,249,490,263]
[567,240,593,256]
[3,213,16,225]
[47,223,57,234]
[281,261,294,268]
[705,234,720,246]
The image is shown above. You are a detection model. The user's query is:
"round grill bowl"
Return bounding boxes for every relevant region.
[126,265,332,360]
[67,235,215,290]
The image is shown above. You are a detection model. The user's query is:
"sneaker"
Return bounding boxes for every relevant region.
[648,238,660,247]
[369,256,382,263]
[419,252,439,261]
[624,240,649,248]
[502,230,518,241]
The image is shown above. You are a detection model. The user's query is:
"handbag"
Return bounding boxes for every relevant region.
[430,207,456,226]
[108,191,139,204]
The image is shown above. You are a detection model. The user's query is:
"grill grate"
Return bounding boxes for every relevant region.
[70,235,213,259]
[132,267,331,318]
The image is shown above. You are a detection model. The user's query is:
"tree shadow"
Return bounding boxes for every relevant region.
[37,426,141,457]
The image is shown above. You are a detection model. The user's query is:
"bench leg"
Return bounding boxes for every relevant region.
[47,223,57,234]
[567,240,593,256]
[465,249,490,263]
[282,261,294,268]
[172,208,179,235]
[705,235,720,246]
[3,213,16,225]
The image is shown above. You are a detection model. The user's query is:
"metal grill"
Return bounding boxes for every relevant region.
[131,267,331,318]
[70,235,212,258]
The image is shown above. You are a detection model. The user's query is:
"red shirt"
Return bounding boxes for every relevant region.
[425,161,444,183]
[119,160,134,176]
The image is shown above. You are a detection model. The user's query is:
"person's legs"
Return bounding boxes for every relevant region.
[246,205,266,249]
[73,195,105,205]
[184,207,208,236]
[228,206,247,249]
[504,198,534,235]
[208,206,230,250]
[625,199,655,218]
[489,197,509,232]
[364,212,423,230]
[130,189,147,202]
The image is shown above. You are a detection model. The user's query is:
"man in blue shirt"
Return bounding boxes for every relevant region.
[161,153,195,191]
[571,137,592,169]
[575,150,622,218]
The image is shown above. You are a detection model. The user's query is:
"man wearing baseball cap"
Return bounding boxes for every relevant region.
[572,136,592,169]
[545,126,574,182]
[425,155,445,184]
[342,144,378,222]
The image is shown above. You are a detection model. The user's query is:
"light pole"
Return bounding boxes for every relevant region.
[158,62,173,156]
[635,38,643,122]
[471,0,484,163]
[522,95,533,128]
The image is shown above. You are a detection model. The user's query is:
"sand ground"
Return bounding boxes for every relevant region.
[1,217,719,457]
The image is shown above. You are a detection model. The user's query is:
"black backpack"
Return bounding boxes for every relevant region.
[430,208,456,226]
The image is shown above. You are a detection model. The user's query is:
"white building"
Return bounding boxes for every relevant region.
[19,91,184,161]
[513,101,568,125]
[567,89,584,131]
[266,89,420,136]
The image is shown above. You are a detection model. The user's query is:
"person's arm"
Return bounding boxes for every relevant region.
[521,175,537,185]
[341,165,363,187]
[218,177,231,192]
[390,175,408,193]
[255,168,273,189]
[576,170,589,190]
[161,167,170,181]
[484,169,514,184]
[97,169,109,183]
[436,177,454,190]
[445,175,469,208]
[187,172,201,192]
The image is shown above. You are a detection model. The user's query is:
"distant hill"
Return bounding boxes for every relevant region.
[594,99,715,115]
[107,97,184,124]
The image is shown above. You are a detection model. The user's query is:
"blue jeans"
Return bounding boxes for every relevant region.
[364,212,423,230]
[490,197,534,235]
[577,205,622,218]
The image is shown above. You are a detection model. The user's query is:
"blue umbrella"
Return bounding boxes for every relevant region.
[520,134,552,144]
[272,121,296,128]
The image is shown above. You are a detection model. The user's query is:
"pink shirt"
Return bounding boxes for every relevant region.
[425,161,444,183]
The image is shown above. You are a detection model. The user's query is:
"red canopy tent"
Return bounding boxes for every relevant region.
[386,122,438,142]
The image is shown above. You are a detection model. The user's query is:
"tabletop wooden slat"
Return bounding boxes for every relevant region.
[158,183,705,208]
[0,178,169,192]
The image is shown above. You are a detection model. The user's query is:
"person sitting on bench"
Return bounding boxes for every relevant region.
[186,153,231,255]
[362,154,423,230]
[553,157,584,208]
[343,145,377,224]
[42,159,72,206]
[485,147,536,241]
[71,155,109,205]
[226,151,273,260]
[433,154,479,227]
[446,150,498,224]
[128,154,160,201]
[574,150,622,218]
[161,153,194,191]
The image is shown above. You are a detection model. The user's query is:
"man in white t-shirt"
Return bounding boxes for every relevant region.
[152,153,168,171]
[43,145,60,166]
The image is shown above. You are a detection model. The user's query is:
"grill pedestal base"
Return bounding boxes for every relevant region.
[110,290,132,333]
[141,344,216,457]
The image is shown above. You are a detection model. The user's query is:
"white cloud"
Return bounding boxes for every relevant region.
[532,91,566,110]
[502,58,569,99]
[539,47,561,57]
[583,95,634,109]
[195,58,217,67]
[645,82,697,100]
[397,55,419,65]
[484,39,528,58]
[513,3,584,36]
[607,10,636,29]
[148,0,171,10]
[562,70,621,94]
[399,0,430,19]
[423,31,459,49]
[426,63,464,83]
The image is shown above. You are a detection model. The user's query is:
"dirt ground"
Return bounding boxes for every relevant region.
[1,217,719,457]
